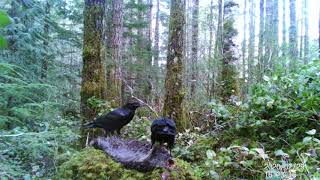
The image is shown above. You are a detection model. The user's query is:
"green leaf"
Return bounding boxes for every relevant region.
[206,150,216,159]
[306,129,316,135]
[0,10,11,28]
[274,149,288,157]
[303,136,312,144]
[263,75,270,82]
[0,35,7,48]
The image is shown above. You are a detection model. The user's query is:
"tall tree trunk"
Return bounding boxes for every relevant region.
[241,0,247,95]
[248,0,255,84]
[108,0,124,105]
[303,0,309,64]
[220,1,240,103]
[190,0,199,97]
[264,0,272,70]
[299,4,304,59]
[281,0,286,59]
[271,0,279,68]
[163,0,188,132]
[153,0,160,105]
[319,10,320,59]
[154,0,160,66]
[208,0,214,61]
[212,0,224,97]
[289,0,298,69]
[208,0,214,98]
[41,1,50,79]
[80,0,107,144]
[258,0,264,81]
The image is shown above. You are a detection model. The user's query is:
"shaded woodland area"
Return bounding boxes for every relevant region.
[0,0,320,179]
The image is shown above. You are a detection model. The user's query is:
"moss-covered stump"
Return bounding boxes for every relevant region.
[56,148,200,180]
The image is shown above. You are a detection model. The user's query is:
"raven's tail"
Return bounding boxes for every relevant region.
[83,122,96,128]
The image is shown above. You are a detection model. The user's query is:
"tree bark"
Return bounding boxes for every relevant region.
[241,0,247,95]
[190,0,199,97]
[303,0,309,64]
[258,0,264,81]
[281,0,286,59]
[208,0,214,98]
[163,0,188,132]
[211,0,224,97]
[80,0,107,144]
[154,0,160,66]
[248,0,255,84]
[271,0,279,68]
[107,0,124,106]
[289,0,298,69]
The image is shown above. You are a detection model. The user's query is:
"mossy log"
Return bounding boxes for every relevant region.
[57,137,199,180]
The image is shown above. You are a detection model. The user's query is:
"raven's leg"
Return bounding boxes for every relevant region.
[102,129,107,137]
[116,129,121,136]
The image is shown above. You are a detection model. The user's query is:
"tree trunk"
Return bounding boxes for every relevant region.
[258,0,264,81]
[107,0,124,106]
[163,0,188,132]
[241,0,247,95]
[190,0,199,97]
[212,0,224,97]
[264,0,272,70]
[248,0,255,84]
[220,1,240,103]
[154,0,160,66]
[271,0,279,68]
[289,0,298,69]
[80,0,107,144]
[281,0,286,59]
[208,0,214,98]
[303,0,309,64]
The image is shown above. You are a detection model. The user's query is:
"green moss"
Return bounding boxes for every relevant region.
[56,148,201,180]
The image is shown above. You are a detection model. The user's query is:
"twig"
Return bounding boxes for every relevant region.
[86,132,90,147]
[0,132,46,137]
[131,95,159,118]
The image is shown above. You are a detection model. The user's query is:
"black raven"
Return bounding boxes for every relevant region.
[83,100,143,135]
[151,118,176,151]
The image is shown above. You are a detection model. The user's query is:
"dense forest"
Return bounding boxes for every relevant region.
[0,0,320,179]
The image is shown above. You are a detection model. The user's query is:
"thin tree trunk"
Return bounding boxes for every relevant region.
[303,0,309,64]
[265,0,272,70]
[271,0,278,68]
[242,0,247,95]
[289,0,298,69]
[163,0,188,132]
[258,0,264,81]
[208,0,214,98]
[190,0,199,97]
[248,0,255,84]
[154,0,160,66]
[281,0,286,59]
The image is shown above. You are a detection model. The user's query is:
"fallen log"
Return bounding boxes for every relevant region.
[90,136,173,172]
